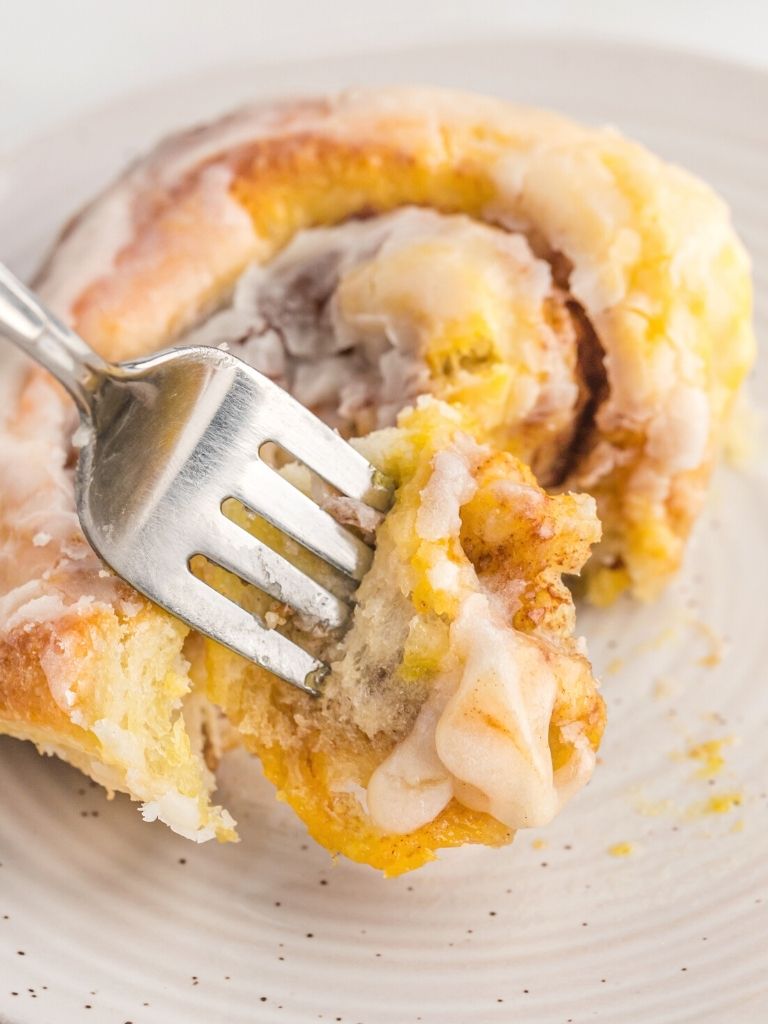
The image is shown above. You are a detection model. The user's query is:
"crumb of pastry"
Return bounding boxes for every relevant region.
[607,841,635,857]
[686,738,732,779]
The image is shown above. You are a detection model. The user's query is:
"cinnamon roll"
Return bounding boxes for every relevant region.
[0,88,754,873]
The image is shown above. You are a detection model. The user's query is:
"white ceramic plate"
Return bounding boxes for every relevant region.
[1,37,767,1024]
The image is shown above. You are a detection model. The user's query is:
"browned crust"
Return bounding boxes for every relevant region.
[0,615,108,760]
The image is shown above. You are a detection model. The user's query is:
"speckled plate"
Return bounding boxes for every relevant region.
[1,37,767,1024]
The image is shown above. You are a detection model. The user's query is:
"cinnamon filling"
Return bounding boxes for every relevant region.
[182,206,608,484]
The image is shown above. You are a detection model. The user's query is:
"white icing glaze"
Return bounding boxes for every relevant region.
[645,384,711,473]
[366,682,454,834]
[140,99,330,189]
[2,593,99,636]
[37,182,135,319]
[367,591,592,834]
[0,372,123,641]
[366,438,595,835]
[415,447,478,542]
[35,93,298,321]
[435,593,561,829]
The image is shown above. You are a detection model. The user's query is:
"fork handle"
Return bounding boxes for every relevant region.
[0,263,109,416]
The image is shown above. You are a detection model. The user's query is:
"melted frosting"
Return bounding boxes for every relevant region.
[366,436,596,835]
[0,371,124,641]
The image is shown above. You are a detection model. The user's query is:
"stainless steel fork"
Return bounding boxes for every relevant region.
[0,264,392,695]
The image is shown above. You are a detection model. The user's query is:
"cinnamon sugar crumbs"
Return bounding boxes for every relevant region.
[686,738,732,779]
[607,841,635,857]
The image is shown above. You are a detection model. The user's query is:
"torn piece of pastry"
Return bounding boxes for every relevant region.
[201,398,603,872]
[0,87,754,873]
[0,369,236,841]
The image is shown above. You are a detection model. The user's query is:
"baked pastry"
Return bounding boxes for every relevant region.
[0,88,754,874]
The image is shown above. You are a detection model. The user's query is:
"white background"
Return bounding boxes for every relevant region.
[2,0,768,155]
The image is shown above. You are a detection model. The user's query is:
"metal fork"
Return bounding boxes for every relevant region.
[0,264,392,695]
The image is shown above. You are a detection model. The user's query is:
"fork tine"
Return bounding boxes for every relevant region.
[231,460,373,581]
[181,573,326,695]
[199,513,350,628]
[247,368,392,509]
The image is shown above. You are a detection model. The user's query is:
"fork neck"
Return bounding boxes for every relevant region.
[24,320,109,418]
[0,263,110,417]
